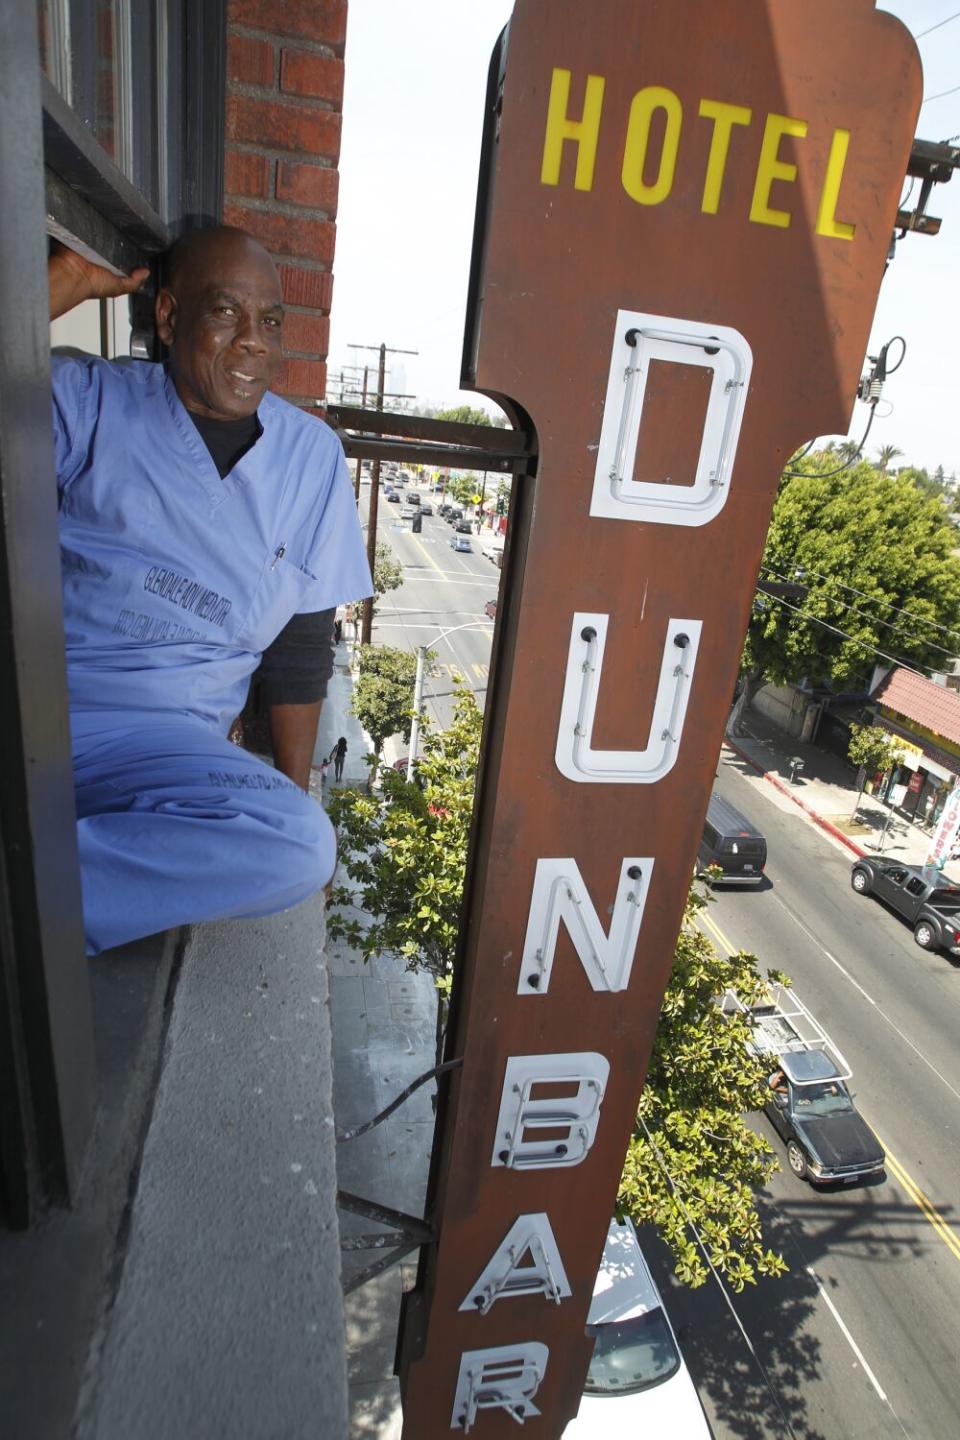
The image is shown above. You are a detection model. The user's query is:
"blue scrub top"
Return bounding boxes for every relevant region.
[53,355,372,733]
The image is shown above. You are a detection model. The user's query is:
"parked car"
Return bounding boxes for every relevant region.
[438,503,453,517]
[446,507,465,525]
[450,535,472,553]
[484,599,497,620]
[386,491,401,503]
[850,859,960,953]
[563,1218,712,1438]
[696,792,766,885]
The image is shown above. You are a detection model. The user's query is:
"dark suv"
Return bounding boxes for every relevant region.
[696,792,766,885]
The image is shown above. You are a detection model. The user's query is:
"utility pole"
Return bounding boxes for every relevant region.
[353,365,369,503]
[348,340,418,645]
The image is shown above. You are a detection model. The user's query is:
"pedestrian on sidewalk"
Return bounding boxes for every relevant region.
[332,735,348,783]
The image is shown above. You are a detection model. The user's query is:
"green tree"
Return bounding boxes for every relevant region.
[618,883,788,1290]
[732,455,960,733]
[847,722,904,815]
[875,444,903,474]
[433,405,493,427]
[329,690,788,1288]
[373,540,403,617]
[350,644,419,782]
[327,688,482,1056]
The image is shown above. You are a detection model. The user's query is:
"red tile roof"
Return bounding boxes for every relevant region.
[872,668,960,747]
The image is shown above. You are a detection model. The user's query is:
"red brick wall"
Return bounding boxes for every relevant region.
[223,0,347,407]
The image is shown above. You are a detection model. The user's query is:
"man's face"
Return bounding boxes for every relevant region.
[156,239,284,420]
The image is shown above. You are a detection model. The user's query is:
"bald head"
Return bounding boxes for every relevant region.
[164,225,279,299]
[156,226,284,420]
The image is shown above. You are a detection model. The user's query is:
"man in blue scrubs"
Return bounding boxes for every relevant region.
[48,227,372,954]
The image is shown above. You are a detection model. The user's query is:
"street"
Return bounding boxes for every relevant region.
[363,496,960,1439]
[360,487,499,734]
[651,753,960,1440]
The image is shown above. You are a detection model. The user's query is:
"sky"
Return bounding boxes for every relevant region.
[329,1,960,475]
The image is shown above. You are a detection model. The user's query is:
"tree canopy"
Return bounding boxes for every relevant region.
[328,688,481,1055]
[350,644,419,772]
[373,540,403,615]
[744,454,960,700]
[619,883,788,1290]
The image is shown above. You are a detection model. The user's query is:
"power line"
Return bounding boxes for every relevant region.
[916,10,960,40]
[762,566,960,662]
[635,1115,800,1440]
[922,81,960,106]
[764,559,960,650]
[754,591,935,677]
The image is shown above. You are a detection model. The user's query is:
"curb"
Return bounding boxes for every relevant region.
[722,736,867,859]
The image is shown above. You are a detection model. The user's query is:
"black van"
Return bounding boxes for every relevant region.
[697,793,767,885]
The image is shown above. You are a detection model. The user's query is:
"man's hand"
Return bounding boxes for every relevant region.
[49,242,149,321]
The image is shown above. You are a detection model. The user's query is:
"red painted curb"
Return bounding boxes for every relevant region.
[722,737,866,859]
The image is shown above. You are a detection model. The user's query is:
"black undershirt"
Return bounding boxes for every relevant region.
[186,409,335,705]
[189,410,262,479]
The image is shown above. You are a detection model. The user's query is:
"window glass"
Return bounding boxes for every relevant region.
[39,0,175,217]
[791,1081,853,1117]
[905,878,925,896]
[585,1309,681,1395]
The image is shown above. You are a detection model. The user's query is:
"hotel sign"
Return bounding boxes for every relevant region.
[398,2,920,1433]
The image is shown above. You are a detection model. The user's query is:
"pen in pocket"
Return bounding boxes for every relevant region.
[271,543,287,570]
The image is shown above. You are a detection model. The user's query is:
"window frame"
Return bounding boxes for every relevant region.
[0,0,225,1229]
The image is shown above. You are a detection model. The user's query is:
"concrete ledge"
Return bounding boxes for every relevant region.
[77,894,348,1440]
[0,930,180,1440]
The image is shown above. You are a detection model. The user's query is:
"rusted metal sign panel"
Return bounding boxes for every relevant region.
[398,2,920,1433]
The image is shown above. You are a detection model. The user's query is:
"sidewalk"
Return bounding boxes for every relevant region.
[725,707,960,879]
[317,632,435,1438]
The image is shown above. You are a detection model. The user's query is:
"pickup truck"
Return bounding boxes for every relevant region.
[721,985,885,1186]
[850,859,960,954]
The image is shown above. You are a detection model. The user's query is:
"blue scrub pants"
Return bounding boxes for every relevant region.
[72,713,334,955]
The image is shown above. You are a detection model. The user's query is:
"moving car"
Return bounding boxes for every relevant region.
[455,519,473,535]
[850,858,960,953]
[405,490,421,505]
[484,599,497,620]
[696,792,766,885]
[418,501,433,516]
[764,1050,885,1184]
[721,983,885,1186]
[386,491,401,503]
[450,535,472,553]
[399,503,419,519]
[563,1218,712,1438]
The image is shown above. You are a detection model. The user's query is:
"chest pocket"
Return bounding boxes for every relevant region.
[238,554,319,653]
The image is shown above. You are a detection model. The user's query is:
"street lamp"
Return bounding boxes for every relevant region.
[407,620,494,781]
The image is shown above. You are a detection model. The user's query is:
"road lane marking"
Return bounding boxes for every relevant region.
[875,1141,960,1267]
[408,534,446,576]
[767,890,960,1107]
[698,910,739,956]
[805,1266,889,1403]
[696,911,960,1271]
